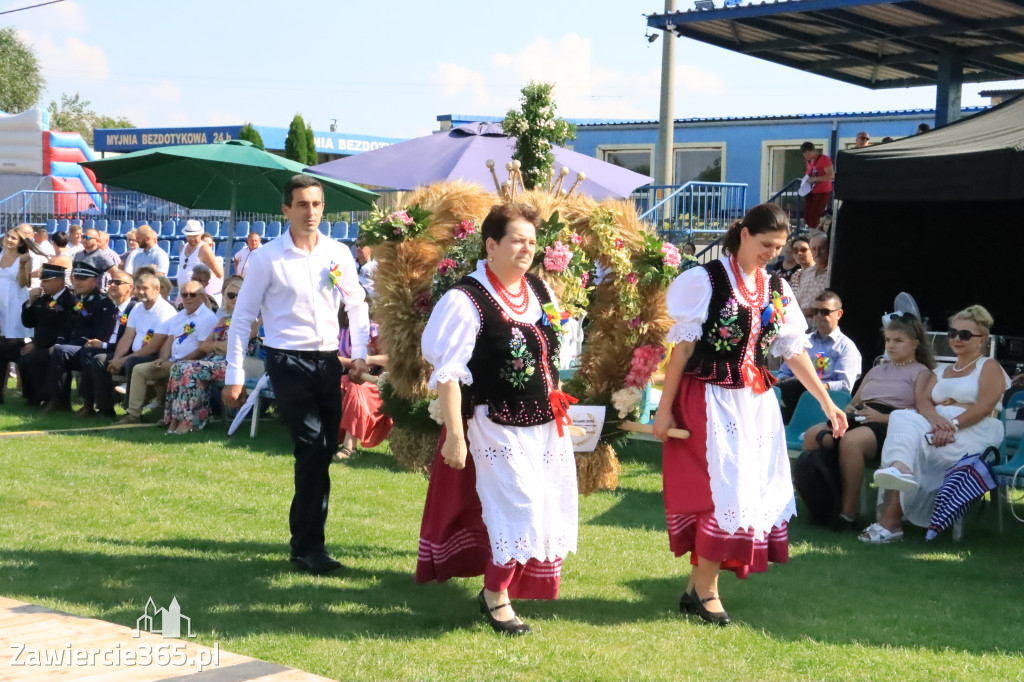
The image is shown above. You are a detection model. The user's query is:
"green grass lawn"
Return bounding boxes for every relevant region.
[1,398,1023,681]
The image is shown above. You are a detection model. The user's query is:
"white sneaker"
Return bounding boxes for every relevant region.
[874,466,919,492]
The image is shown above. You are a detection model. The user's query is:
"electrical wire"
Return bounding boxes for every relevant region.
[0,0,67,16]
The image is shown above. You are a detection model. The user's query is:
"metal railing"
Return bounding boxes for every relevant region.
[632,181,747,243]
[0,188,401,234]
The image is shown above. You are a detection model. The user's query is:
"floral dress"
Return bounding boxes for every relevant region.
[162,315,232,431]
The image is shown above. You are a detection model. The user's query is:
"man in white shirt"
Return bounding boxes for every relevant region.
[65,225,85,257]
[355,245,377,300]
[119,280,217,424]
[233,231,262,277]
[95,272,176,417]
[223,174,369,575]
[33,226,56,256]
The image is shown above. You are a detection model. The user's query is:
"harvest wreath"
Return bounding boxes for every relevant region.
[361,179,693,494]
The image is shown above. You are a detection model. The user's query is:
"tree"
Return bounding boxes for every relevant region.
[0,27,46,114]
[284,114,308,163]
[304,123,318,165]
[239,123,265,150]
[502,81,576,191]
[48,92,132,145]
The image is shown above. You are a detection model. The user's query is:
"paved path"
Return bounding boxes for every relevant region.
[0,595,334,681]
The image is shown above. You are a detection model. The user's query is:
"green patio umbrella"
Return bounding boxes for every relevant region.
[81,139,378,271]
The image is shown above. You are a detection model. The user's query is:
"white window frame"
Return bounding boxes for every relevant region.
[760,138,829,202]
[671,142,727,185]
[597,144,654,179]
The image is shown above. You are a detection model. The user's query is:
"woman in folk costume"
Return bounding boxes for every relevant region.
[417,204,578,637]
[652,203,848,626]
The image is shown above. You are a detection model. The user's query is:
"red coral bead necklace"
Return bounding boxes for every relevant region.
[728,254,765,307]
[486,264,530,314]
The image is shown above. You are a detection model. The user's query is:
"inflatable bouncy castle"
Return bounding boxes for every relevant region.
[0,106,104,214]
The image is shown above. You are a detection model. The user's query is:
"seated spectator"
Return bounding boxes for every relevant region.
[201,232,223,299]
[96,230,122,268]
[681,242,696,257]
[336,307,390,458]
[163,276,257,433]
[233,232,261,277]
[72,228,118,276]
[767,238,800,282]
[189,264,220,310]
[776,289,861,422]
[88,272,176,418]
[65,224,84,256]
[803,313,934,529]
[42,262,118,412]
[791,232,829,317]
[861,305,1010,544]
[17,262,76,406]
[75,268,136,417]
[355,245,377,300]
[121,230,140,274]
[118,280,218,425]
[131,225,169,275]
[51,231,69,257]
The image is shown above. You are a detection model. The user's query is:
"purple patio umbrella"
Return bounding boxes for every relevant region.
[307,122,652,200]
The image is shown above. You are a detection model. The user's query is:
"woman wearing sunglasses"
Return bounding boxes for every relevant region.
[803,313,935,530]
[861,305,1010,543]
[163,275,258,434]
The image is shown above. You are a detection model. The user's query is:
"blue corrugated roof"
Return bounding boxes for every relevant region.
[574,106,988,127]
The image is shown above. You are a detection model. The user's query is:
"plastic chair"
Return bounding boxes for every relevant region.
[69,218,82,226]
[160,221,176,238]
[250,221,266,238]
[232,221,249,240]
[158,239,171,254]
[45,218,58,233]
[317,221,330,236]
[266,221,282,239]
[56,219,69,231]
[111,238,127,255]
[167,261,178,279]
[122,219,135,231]
[81,219,95,230]
[348,223,359,243]
[828,389,853,410]
[202,221,220,238]
[215,241,228,259]
[93,219,107,232]
[330,222,348,240]
[785,391,827,451]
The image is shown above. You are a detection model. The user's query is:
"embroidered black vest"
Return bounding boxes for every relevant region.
[684,259,784,390]
[455,274,560,426]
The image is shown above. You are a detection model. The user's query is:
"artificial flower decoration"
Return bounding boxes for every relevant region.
[177,321,196,344]
[815,352,831,379]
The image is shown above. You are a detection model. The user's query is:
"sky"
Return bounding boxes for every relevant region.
[5,0,1023,139]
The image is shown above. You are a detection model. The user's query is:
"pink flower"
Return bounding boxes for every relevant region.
[626,273,638,285]
[454,220,475,239]
[543,241,572,272]
[629,315,642,329]
[388,210,414,225]
[719,327,729,339]
[623,344,666,388]
[570,232,583,245]
[615,238,624,249]
[581,271,590,287]
[512,358,524,370]
[437,258,457,275]
[661,242,682,268]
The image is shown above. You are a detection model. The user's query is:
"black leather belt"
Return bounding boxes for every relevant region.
[267,347,337,360]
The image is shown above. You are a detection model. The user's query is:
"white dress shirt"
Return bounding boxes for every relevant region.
[225,229,368,386]
[160,305,218,361]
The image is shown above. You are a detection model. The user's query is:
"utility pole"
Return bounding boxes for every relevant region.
[655,0,677,187]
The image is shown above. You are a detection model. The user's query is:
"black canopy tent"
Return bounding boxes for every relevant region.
[831,95,1024,370]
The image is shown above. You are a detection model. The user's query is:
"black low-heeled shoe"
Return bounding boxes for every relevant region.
[694,594,731,626]
[678,589,698,614]
[477,590,531,636]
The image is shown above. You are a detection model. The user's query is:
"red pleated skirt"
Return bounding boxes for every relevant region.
[415,426,562,599]
[662,376,789,579]
[338,375,393,448]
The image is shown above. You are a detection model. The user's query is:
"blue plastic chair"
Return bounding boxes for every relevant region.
[828,389,853,410]
[111,238,127,255]
[81,219,95,230]
[232,221,249,240]
[94,219,107,232]
[45,218,58,233]
[266,221,282,239]
[56,219,70,231]
[318,221,331,236]
[167,261,178,279]
[160,221,176,238]
[330,221,348,240]
[250,221,266,238]
[122,219,135,232]
[348,223,359,243]
[215,241,228,259]
[157,239,171,254]
[785,391,827,451]
[202,221,220,238]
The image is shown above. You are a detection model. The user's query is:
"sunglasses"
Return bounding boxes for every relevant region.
[82,235,94,241]
[948,328,983,341]
[225,292,238,300]
[108,279,130,286]
[812,308,840,316]
[180,292,202,299]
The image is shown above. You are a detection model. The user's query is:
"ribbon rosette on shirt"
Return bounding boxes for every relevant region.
[327,261,351,296]
[213,318,231,335]
[72,301,87,317]
[177,321,196,344]
[142,330,154,345]
[119,312,128,326]
[815,352,831,379]
[47,299,59,311]
[540,301,570,333]
[760,290,789,327]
